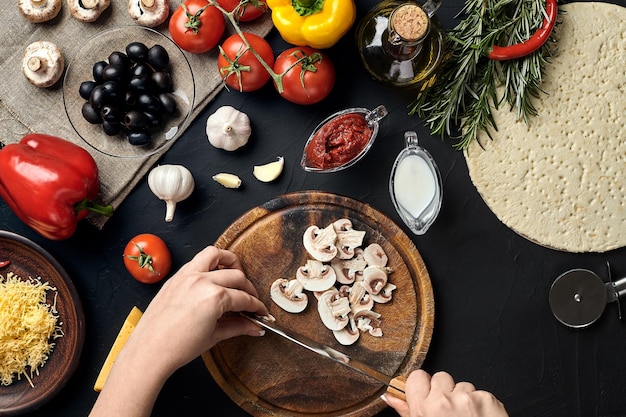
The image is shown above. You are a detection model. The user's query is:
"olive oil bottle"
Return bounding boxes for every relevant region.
[356,0,445,89]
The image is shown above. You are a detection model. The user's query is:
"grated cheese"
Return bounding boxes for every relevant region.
[0,272,63,387]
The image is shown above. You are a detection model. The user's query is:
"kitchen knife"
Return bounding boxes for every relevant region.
[241,312,407,400]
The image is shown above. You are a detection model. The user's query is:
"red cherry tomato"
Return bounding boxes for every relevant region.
[218,32,275,92]
[273,47,335,105]
[216,0,267,22]
[169,0,225,54]
[123,234,172,284]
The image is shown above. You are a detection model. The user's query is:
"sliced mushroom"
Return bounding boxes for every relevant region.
[303,224,338,262]
[332,219,366,259]
[22,41,64,88]
[361,266,388,295]
[67,0,110,22]
[19,0,62,22]
[370,283,397,304]
[333,315,360,346]
[331,249,367,284]
[296,259,336,292]
[270,278,308,313]
[348,281,374,313]
[317,289,350,331]
[363,243,388,268]
[355,310,383,337]
[128,0,169,27]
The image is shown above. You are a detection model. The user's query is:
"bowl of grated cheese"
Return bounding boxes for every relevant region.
[0,231,84,416]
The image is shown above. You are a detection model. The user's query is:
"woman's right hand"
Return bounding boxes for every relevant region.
[383,370,508,417]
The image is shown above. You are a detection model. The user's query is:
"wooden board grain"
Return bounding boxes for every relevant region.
[202,191,434,416]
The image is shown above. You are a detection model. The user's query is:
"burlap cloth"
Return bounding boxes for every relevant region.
[0,0,273,228]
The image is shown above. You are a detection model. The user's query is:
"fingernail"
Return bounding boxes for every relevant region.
[380,394,389,404]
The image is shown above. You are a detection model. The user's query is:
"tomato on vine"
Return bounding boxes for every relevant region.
[169,0,225,54]
[218,32,275,92]
[273,47,335,105]
[123,234,172,284]
[217,0,267,22]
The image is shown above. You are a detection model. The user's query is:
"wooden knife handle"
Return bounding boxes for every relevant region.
[386,376,407,401]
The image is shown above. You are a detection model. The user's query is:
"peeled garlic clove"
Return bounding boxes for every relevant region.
[253,156,284,182]
[213,173,242,189]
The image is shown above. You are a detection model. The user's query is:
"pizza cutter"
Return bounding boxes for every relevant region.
[549,262,626,328]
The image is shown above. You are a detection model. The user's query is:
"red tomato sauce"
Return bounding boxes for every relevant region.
[305,113,373,170]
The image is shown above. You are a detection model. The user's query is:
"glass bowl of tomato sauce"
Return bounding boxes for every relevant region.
[301,105,388,173]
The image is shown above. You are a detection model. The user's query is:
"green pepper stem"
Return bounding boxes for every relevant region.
[75,198,115,217]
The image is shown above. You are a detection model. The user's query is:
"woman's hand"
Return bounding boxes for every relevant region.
[383,370,508,417]
[89,246,268,417]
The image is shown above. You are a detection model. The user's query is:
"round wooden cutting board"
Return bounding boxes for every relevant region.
[202,191,434,416]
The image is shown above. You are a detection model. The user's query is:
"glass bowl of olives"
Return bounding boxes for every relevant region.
[63,25,195,158]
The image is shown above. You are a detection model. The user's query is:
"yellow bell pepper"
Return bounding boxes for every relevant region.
[266,0,356,49]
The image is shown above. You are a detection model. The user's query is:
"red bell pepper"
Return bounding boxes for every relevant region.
[0,133,114,240]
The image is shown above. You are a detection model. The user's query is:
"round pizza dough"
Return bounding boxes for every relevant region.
[464,2,626,253]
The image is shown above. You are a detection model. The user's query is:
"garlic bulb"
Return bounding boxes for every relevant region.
[148,164,195,222]
[206,105,251,151]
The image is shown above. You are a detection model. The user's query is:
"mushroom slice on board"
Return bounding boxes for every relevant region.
[270,278,308,313]
[19,0,62,22]
[363,243,388,268]
[331,249,367,284]
[128,0,169,27]
[296,259,336,292]
[370,283,397,304]
[303,224,338,262]
[317,289,351,331]
[361,266,388,295]
[333,219,366,259]
[355,310,383,337]
[333,315,360,346]
[68,0,111,22]
[22,41,64,88]
[348,281,374,313]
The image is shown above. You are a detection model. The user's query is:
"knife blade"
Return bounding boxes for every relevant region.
[241,312,406,400]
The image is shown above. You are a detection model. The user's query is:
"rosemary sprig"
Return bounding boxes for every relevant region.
[409,0,556,150]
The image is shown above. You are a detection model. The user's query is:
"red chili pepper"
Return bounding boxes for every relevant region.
[488,0,558,61]
[0,134,114,240]
[0,260,10,268]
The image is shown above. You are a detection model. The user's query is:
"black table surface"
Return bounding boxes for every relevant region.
[4,1,626,416]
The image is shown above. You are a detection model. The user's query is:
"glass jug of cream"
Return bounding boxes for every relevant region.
[389,131,442,235]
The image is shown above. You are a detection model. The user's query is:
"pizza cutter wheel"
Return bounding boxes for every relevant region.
[549,263,626,328]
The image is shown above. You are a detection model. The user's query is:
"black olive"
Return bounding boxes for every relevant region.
[127,131,151,146]
[152,71,173,92]
[158,92,177,114]
[129,74,152,92]
[79,80,97,100]
[92,60,107,83]
[124,110,148,131]
[102,120,121,136]
[89,85,107,111]
[133,63,154,78]
[101,81,125,103]
[81,102,102,124]
[147,44,170,70]
[102,64,129,84]
[137,94,163,114]
[125,90,138,107]
[101,105,124,123]
[126,42,149,63]
[143,111,162,127]
[108,51,130,68]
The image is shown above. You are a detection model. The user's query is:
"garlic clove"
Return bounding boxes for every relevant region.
[253,156,284,182]
[212,173,242,189]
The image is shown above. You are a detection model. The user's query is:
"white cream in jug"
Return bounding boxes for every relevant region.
[393,154,436,218]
